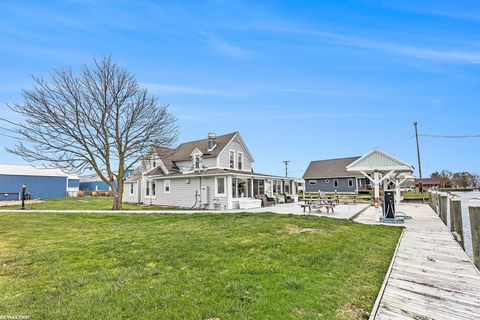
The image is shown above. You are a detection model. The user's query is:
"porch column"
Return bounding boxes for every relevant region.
[250,177,254,198]
[395,179,401,204]
[227,176,233,209]
[292,180,297,201]
[374,171,380,199]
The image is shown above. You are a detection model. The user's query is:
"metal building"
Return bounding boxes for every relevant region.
[0,164,79,200]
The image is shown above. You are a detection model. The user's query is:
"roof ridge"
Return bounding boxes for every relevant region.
[176,131,237,148]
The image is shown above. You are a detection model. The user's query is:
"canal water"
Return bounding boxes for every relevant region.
[451,191,480,259]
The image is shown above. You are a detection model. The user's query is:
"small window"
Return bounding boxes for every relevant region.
[151,182,156,196]
[216,177,226,196]
[194,155,201,170]
[146,182,150,196]
[152,161,156,168]
[325,179,330,183]
[309,180,317,185]
[333,179,338,188]
[348,178,354,188]
[229,150,235,169]
[164,180,170,193]
[237,152,243,170]
[130,183,134,195]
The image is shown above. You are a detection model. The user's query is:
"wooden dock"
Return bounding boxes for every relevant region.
[358,204,480,320]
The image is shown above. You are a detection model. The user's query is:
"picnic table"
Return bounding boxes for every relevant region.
[300,198,336,213]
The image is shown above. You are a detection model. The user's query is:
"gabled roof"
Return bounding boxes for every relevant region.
[346,148,413,172]
[172,132,237,161]
[152,132,254,171]
[302,157,364,179]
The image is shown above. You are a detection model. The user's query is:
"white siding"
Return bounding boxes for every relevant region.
[175,156,218,172]
[147,176,229,210]
[123,181,140,203]
[218,136,252,171]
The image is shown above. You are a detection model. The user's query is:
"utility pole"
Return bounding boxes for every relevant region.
[283,160,290,178]
[414,121,424,203]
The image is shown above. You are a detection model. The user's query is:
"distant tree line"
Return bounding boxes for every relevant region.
[430,170,480,189]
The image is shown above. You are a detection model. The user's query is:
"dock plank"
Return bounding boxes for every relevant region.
[360,204,480,320]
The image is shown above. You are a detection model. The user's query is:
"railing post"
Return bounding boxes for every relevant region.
[469,199,480,269]
[439,193,448,225]
[450,197,464,250]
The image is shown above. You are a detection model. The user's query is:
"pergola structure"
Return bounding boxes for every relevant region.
[346,148,414,203]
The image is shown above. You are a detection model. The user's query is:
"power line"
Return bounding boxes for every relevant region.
[420,134,480,139]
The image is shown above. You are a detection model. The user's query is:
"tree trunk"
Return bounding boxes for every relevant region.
[111,179,124,210]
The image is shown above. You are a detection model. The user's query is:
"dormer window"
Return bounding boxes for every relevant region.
[152,161,156,168]
[194,155,201,170]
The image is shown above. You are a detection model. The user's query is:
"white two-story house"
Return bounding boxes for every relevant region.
[123,132,296,210]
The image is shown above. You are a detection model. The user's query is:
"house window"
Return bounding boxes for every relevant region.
[309,180,317,185]
[237,152,243,170]
[325,179,330,183]
[215,177,226,196]
[164,180,170,193]
[229,150,235,169]
[151,182,156,197]
[130,183,134,195]
[348,178,354,188]
[333,179,338,188]
[194,155,201,170]
[152,161,156,168]
[146,182,150,196]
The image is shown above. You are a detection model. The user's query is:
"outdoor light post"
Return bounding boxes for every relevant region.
[21,183,27,210]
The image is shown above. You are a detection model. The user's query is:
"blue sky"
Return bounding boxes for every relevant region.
[0,0,479,177]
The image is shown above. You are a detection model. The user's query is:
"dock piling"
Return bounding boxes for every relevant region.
[469,199,480,269]
[439,194,448,225]
[450,197,464,249]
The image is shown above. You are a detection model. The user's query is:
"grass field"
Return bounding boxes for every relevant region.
[0,197,182,210]
[0,212,402,319]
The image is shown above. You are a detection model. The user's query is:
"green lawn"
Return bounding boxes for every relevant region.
[402,191,427,200]
[0,212,401,319]
[0,197,182,210]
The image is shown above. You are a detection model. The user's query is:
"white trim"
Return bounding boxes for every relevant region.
[151,181,156,198]
[228,149,236,169]
[346,148,413,172]
[237,151,244,171]
[348,178,354,188]
[164,179,171,193]
[189,147,203,157]
[214,176,226,197]
[216,132,255,164]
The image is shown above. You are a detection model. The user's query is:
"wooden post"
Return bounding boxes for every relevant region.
[450,197,464,250]
[469,199,480,269]
[439,194,448,225]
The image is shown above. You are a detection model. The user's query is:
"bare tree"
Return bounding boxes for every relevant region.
[8,56,177,209]
[452,172,473,189]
